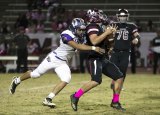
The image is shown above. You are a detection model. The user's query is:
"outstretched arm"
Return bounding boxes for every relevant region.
[68,40,105,54]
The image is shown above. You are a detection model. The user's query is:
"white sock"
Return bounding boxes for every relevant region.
[47,92,55,99]
[14,77,21,84]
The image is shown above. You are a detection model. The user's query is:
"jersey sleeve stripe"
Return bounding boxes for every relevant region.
[87,28,99,34]
[61,34,73,40]
[132,29,138,33]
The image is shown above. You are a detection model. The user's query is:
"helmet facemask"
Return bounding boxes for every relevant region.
[116,9,129,23]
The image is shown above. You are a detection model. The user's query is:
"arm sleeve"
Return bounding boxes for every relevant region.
[61,34,73,44]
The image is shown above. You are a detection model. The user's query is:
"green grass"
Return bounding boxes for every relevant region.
[0,73,160,115]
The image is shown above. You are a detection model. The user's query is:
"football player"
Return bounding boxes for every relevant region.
[70,9,125,111]
[9,18,105,108]
[109,9,140,108]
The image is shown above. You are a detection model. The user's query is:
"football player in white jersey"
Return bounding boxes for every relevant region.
[9,18,107,108]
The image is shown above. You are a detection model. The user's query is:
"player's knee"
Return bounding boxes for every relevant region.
[61,75,71,83]
[30,71,41,78]
[92,79,102,84]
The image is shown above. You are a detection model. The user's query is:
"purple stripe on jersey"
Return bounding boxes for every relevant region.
[53,52,66,61]
[53,51,57,54]
[61,34,73,44]
[55,56,66,61]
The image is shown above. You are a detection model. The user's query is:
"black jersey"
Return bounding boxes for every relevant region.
[85,23,107,58]
[112,22,138,51]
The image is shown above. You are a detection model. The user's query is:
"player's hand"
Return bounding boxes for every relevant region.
[132,38,138,44]
[108,47,113,55]
[95,47,105,54]
[105,24,118,35]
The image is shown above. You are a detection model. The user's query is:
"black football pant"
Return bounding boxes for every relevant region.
[16,48,28,73]
[110,51,130,80]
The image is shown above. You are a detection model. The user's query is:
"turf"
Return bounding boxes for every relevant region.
[0,73,160,115]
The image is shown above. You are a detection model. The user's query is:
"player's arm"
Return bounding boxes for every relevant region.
[68,40,105,54]
[89,24,117,45]
[132,32,141,45]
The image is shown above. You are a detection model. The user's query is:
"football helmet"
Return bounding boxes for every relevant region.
[86,8,107,23]
[116,9,129,23]
[71,18,86,30]
[70,18,86,38]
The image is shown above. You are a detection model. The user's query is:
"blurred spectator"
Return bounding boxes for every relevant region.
[36,8,45,22]
[32,8,45,23]
[56,9,68,32]
[26,10,33,23]
[36,21,45,33]
[14,13,29,31]
[0,32,7,53]
[51,18,58,32]
[0,33,6,73]
[41,38,51,54]
[147,20,154,32]
[45,0,61,21]
[13,27,30,73]
[6,33,17,55]
[27,39,40,55]
[135,19,142,32]
[0,41,7,55]
[0,61,5,73]
[25,22,37,33]
[0,19,10,34]
[150,28,160,74]
[56,21,68,33]
[0,34,7,55]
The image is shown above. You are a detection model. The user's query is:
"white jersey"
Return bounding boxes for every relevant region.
[53,29,79,62]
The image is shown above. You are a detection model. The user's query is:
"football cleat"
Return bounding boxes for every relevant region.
[70,94,79,111]
[42,98,56,108]
[110,101,126,111]
[9,77,19,94]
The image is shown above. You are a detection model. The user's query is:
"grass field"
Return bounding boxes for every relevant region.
[0,73,160,115]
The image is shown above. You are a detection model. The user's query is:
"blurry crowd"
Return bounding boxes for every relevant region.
[1,0,157,34]
[14,0,87,34]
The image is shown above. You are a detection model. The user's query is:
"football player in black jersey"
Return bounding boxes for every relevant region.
[110,8,140,100]
[70,9,125,111]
